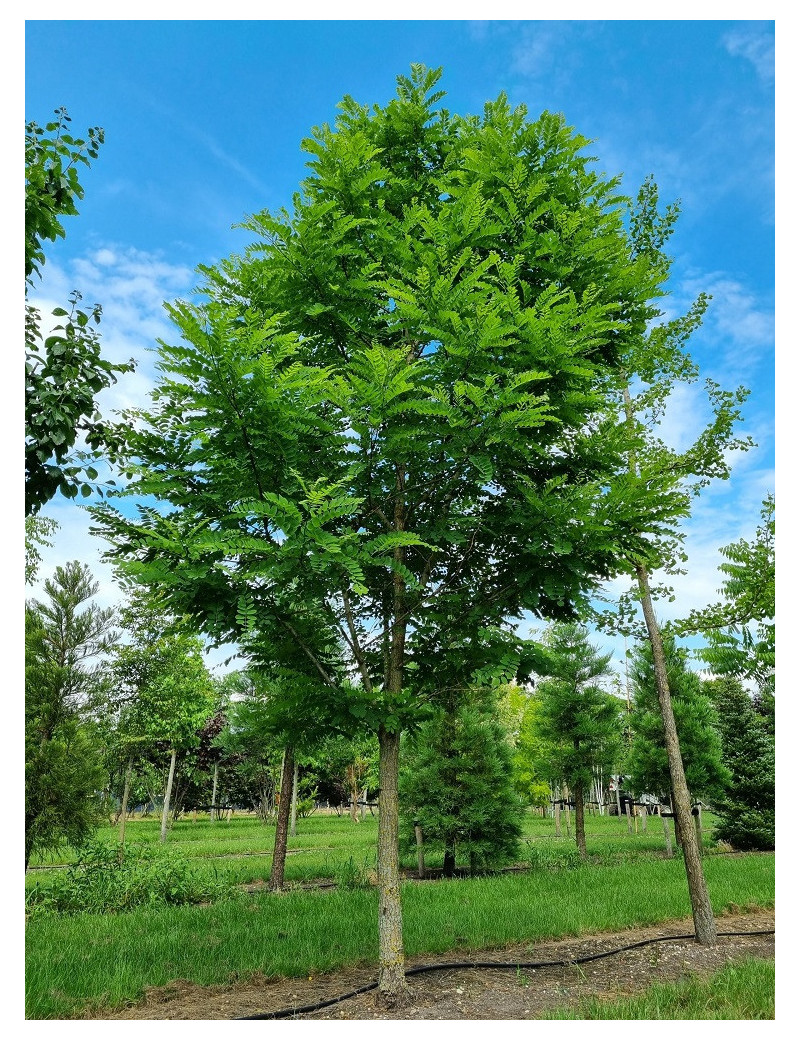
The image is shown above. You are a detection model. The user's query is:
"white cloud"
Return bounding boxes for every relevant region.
[722,25,775,84]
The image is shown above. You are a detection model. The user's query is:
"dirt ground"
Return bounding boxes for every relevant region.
[83,907,775,1021]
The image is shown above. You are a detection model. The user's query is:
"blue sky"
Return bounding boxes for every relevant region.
[24,16,776,681]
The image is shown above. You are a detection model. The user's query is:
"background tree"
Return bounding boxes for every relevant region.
[25,562,117,867]
[399,685,524,875]
[532,623,623,860]
[705,676,774,851]
[110,590,215,842]
[682,494,775,710]
[25,107,133,514]
[91,67,684,1003]
[626,636,729,816]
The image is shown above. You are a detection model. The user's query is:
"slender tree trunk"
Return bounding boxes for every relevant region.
[289,759,299,838]
[376,724,408,1005]
[554,788,562,837]
[574,775,587,861]
[562,784,572,838]
[160,748,177,843]
[269,746,294,891]
[415,821,425,879]
[635,563,717,945]
[210,761,219,823]
[119,755,133,849]
[659,804,674,857]
[443,842,456,877]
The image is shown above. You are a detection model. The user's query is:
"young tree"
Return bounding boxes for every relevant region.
[532,623,623,860]
[25,108,133,514]
[91,68,684,1002]
[25,562,117,867]
[626,636,729,813]
[588,177,754,945]
[704,676,774,851]
[399,685,525,875]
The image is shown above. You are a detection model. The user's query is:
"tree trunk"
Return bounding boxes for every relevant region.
[269,745,294,891]
[562,784,572,839]
[554,790,562,837]
[574,775,587,861]
[119,755,133,849]
[635,563,717,945]
[289,759,299,838]
[160,748,177,843]
[376,725,408,1005]
[210,761,219,823]
[443,843,456,877]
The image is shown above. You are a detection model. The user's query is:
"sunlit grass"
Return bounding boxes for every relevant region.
[25,849,774,1019]
[548,957,775,1019]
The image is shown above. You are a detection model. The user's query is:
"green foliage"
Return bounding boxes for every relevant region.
[626,636,730,802]
[25,108,134,514]
[25,562,118,867]
[683,495,775,700]
[91,65,679,741]
[532,623,624,796]
[25,515,58,584]
[25,840,234,916]
[590,179,754,639]
[399,686,525,871]
[705,677,774,851]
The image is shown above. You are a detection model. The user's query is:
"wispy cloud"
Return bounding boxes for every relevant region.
[722,24,775,84]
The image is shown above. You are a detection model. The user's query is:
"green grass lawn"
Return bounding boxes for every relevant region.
[25,823,774,1020]
[25,806,720,890]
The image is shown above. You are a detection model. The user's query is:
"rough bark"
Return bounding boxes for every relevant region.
[635,563,717,945]
[376,724,409,1005]
[269,746,294,891]
[160,748,177,843]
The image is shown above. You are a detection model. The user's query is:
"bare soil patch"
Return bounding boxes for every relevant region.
[82,907,774,1020]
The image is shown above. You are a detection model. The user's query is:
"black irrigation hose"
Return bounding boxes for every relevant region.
[237,928,775,1020]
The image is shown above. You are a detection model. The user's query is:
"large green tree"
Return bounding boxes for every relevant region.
[90,67,683,1002]
[25,108,133,514]
[532,623,623,860]
[25,562,117,867]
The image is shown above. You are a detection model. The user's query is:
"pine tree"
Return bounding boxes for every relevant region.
[399,686,524,875]
[627,636,729,808]
[705,677,774,851]
[533,623,623,860]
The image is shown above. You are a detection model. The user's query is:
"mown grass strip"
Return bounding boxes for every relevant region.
[25,851,773,1020]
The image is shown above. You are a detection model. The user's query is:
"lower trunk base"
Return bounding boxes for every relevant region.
[375,979,413,1009]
